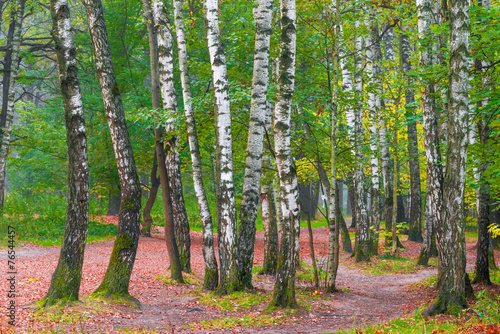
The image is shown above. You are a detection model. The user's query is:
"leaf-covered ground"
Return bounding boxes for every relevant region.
[0,218,498,333]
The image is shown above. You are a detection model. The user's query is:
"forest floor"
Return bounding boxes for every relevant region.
[1,217,499,333]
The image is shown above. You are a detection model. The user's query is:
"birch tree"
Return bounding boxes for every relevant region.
[142,0,184,283]
[153,0,191,274]
[237,0,273,289]
[269,0,299,308]
[260,104,279,275]
[41,0,89,306]
[203,0,240,294]
[174,0,218,290]
[425,0,471,315]
[82,0,142,298]
[417,0,443,266]
[402,32,423,243]
[0,0,26,211]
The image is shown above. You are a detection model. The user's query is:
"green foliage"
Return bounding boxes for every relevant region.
[0,192,116,247]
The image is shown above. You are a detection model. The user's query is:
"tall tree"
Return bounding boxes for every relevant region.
[269,0,299,308]
[153,0,191,274]
[204,0,240,295]
[173,0,218,290]
[0,0,26,211]
[260,103,279,276]
[237,0,273,289]
[327,0,340,293]
[41,0,89,306]
[142,0,184,283]
[425,0,471,315]
[82,0,142,298]
[402,32,423,243]
[417,0,442,267]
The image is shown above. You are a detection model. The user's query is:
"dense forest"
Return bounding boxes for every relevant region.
[0,0,499,332]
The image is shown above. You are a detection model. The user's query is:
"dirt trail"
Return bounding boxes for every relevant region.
[0,225,470,333]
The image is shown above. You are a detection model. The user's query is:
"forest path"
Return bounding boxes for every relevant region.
[2,224,482,333]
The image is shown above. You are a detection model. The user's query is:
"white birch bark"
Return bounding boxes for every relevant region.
[153,0,191,274]
[203,0,239,294]
[260,102,279,276]
[269,0,299,308]
[237,0,273,288]
[425,0,471,315]
[82,0,142,296]
[367,12,381,254]
[0,0,25,211]
[173,0,218,290]
[43,0,89,305]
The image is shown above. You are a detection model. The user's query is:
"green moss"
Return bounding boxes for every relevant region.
[203,267,218,291]
[156,270,199,285]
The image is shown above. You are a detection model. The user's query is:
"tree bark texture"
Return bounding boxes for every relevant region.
[0,0,25,212]
[173,0,218,290]
[425,0,470,315]
[367,12,381,254]
[153,0,191,274]
[418,184,438,265]
[142,151,160,236]
[260,103,279,276]
[342,23,370,262]
[269,0,299,308]
[204,0,239,294]
[43,0,89,305]
[83,0,142,297]
[402,33,423,243]
[237,0,273,289]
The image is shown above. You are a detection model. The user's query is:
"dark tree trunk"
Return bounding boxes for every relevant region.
[347,178,357,228]
[107,185,121,216]
[83,0,142,298]
[42,0,89,306]
[142,151,160,237]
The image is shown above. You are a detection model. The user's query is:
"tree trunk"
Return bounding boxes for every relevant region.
[42,0,89,306]
[417,185,438,265]
[425,0,471,314]
[391,127,399,256]
[367,11,381,255]
[0,0,25,212]
[237,0,273,289]
[142,151,160,236]
[260,103,279,276]
[83,0,142,298]
[173,0,218,290]
[342,23,369,262]
[204,0,239,295]
[152,0,191,274]
[1,13,15,130]
[269,0,299,308]
[401,33,423,242]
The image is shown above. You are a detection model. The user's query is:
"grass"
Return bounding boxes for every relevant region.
[187,312,287,330]
[334,289,500,334]
[156,270,201,286]
[350,252,419,275]
[196,290,268,312]
[0,215,117,247]
[31,298,115,324]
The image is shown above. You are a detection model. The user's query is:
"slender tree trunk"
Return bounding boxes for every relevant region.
[402,33,423,243]
[83,0,142,298]
[342,23,369,262]
[418,184,438,265]
[237,0,273,289]
[0,0,25,212]
[367,11,381,255]
[173,0,218,290]
[152,0,191,274]
[1,13,15,130]
[306,210,319,289]
[260,103,279,276]
[204,0,239,295]
[326,0,340,292]
[425,0,471,314]
[417,0,443,269]
[391,127,399,256]
[42,0,89,306]
[142,151,160,236]
[269,0,299,308]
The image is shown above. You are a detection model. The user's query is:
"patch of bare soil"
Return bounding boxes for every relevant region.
[0,222,496,333]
